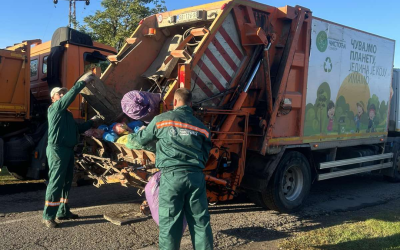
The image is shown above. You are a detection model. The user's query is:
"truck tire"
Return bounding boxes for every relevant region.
[261,151,311,213]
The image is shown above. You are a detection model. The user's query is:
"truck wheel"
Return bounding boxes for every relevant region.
[261,151,311,213]
[6,165,29,180]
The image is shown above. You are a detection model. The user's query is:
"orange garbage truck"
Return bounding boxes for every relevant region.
[78,0,399,213]
[0,27,116,180]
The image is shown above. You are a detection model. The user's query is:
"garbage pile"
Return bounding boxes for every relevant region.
[83,90,161,153]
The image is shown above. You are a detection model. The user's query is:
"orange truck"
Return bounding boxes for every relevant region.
[0,27,116,179]
[77,0,399,213]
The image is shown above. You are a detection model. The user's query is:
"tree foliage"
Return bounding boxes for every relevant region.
[79,0,166,50]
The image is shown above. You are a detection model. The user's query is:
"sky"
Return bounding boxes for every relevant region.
[0,0,398,68]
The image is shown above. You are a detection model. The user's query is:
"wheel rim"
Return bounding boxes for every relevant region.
[281,165,304,201]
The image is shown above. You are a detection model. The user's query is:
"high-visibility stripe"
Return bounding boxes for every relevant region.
[211,37,238,71]
[60,198,68,203]
[191,12,245,106]
[204,48,231,83]
[221,13,244,56]
[194,63,220,95]
[198,58,226,92]
[45,201,60,207]
[156,120,210,138]
[218,26,244,60]
[207,42,235,76]
[191,71,219,105]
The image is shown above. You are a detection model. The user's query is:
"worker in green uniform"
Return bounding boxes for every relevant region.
[43,73,100,228]
[135,88,213,250]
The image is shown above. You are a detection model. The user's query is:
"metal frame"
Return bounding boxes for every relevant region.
[310,137,386,150]
[320,153,393,169]
[318,162,393,181]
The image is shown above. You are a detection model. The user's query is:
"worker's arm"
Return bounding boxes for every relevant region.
[76,120,94,133]
[52,81,87,112]
[135,118,158,146]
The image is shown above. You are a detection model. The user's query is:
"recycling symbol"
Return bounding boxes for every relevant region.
[324,57,332,73]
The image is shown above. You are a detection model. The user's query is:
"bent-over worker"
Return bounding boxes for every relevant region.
[43,73,100,228]
[135,88,213,250]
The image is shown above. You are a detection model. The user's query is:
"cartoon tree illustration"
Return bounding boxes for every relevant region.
[304,103,317,136]
[335,96,347,132]
[380,100,388,125]
[314,82,331,134]
[366,94,381,126]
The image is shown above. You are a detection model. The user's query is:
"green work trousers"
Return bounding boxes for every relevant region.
[43,145,74,220]
[159,169,213,250]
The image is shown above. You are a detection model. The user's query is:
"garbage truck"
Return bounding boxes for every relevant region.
[75,0,398,213]
[2,0,397,213]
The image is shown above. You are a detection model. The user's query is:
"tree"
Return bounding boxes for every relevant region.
[367,94,381,126]
[315,82,331,134]
[79,0,166,50]
[304,103,317,136]
[380,100,388,124]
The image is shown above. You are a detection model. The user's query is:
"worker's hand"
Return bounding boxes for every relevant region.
[91,115,104,128]
[139,126,146,131]
[78,72,96,85]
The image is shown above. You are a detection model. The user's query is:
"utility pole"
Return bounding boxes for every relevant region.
[53,0,90,29]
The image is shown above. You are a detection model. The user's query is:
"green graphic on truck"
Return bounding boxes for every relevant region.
[304,19,394,139]
[316,31,328,52]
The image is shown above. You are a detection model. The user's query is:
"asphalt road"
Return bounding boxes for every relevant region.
[1,173,400,250]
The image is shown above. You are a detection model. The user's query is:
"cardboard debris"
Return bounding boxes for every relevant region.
[103,209,150,226]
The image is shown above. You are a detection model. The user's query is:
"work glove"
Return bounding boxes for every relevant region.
[91,115,105,128]
[78,72,96,85]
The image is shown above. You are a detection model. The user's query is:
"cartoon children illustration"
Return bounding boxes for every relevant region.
[354,102,364,133]
[366,104,376,133]
[327,101,335,132]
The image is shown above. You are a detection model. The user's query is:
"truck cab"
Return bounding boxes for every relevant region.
[0,27,116,180]
[30,27,116,120]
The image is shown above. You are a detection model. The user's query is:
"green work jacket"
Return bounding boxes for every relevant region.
[47,81,93,148]
[135,105,212,170]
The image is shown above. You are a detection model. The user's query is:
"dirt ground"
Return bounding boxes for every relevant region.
[1,173,400,250]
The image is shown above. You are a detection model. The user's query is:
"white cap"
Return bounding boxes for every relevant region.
[50,87,68,98]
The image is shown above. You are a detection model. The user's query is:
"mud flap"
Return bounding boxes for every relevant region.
[0,138,4,168]
[382,137,400,179]
[27,131,49,179]
[240,174,268,192]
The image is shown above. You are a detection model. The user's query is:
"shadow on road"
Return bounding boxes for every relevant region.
[60,219,107,228]
[220,227,289,242]
[76,214,104,220]
[0,184,144,214]
[0,183,47,195]
[208,204,264,215]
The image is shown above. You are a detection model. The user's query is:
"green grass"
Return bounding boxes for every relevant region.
[279,212,400,250]
[0,167,17,184]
